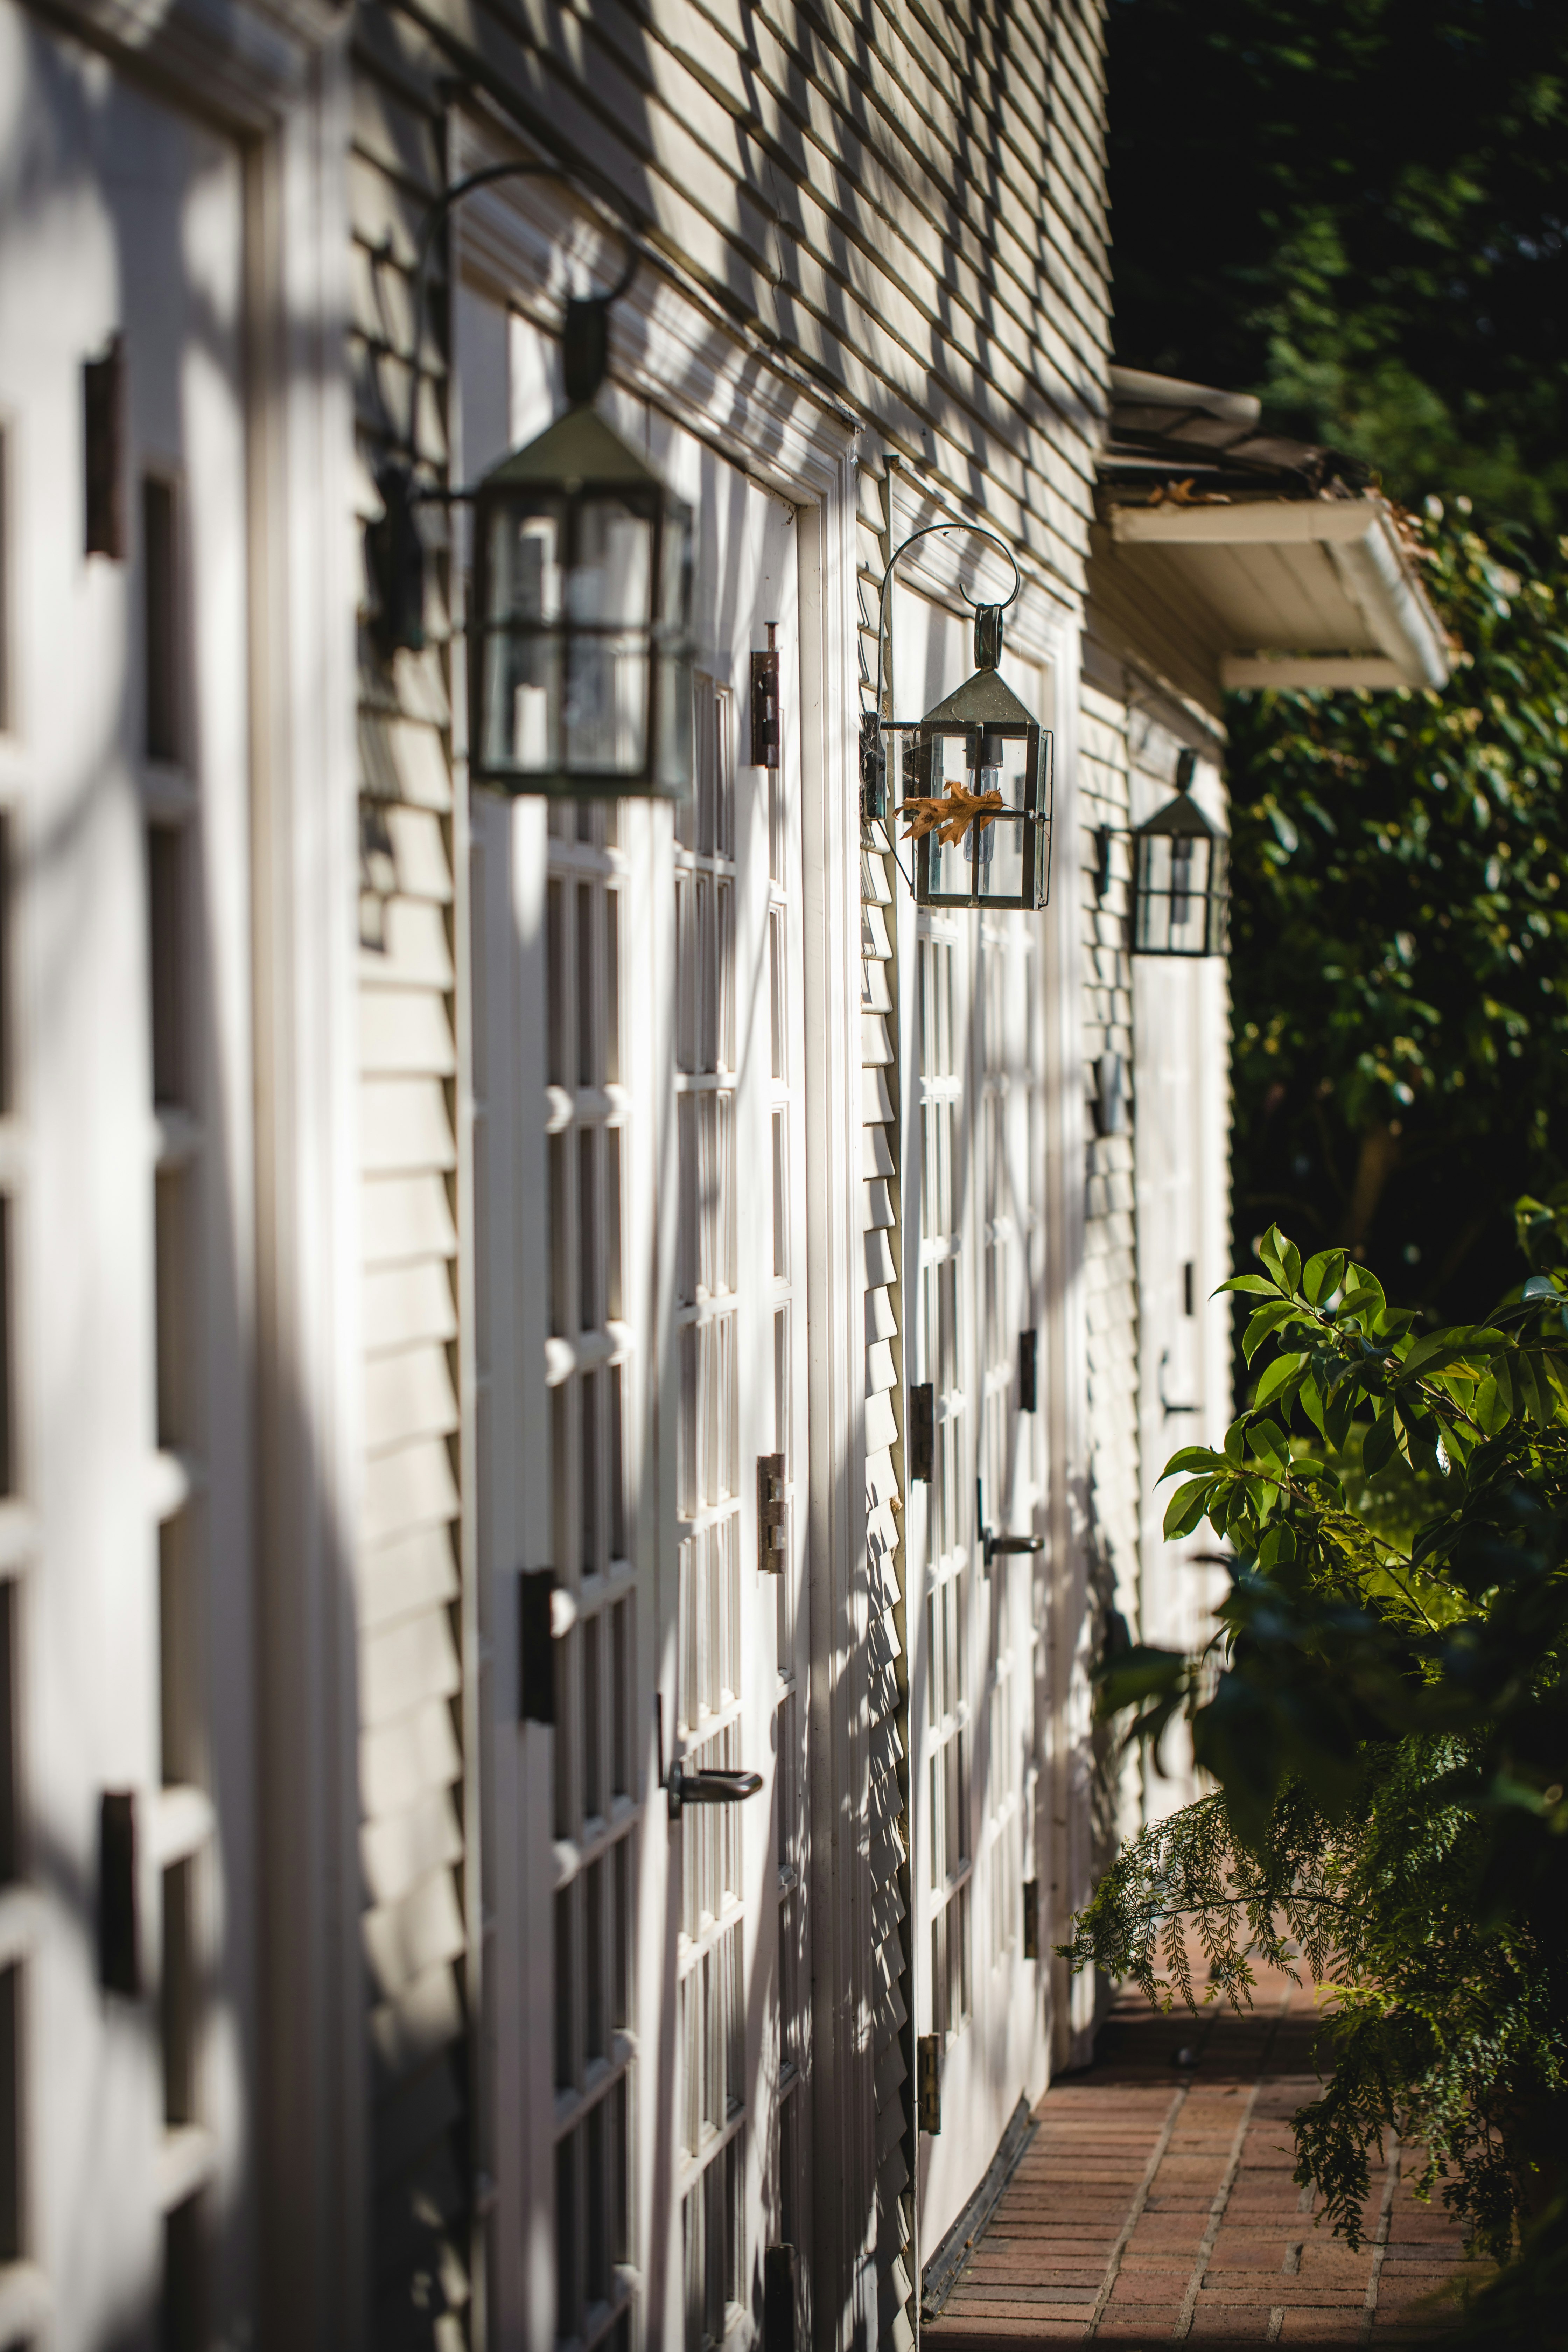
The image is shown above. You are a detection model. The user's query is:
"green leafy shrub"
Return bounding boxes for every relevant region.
[1228,506,1568,1322]
[1060,1214,1568,2308]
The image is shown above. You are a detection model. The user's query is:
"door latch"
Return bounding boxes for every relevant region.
[667,1764,764,1819]
[978,1478,1045,1568]
[758,1453,786,1573]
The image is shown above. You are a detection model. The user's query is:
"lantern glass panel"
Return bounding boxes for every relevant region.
[655,504,695,794]
[473,427,692,800]
[917,723,1045,911]
[1134,831,1228,955]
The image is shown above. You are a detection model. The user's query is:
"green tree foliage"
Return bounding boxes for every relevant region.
[1106,0,1568,530]
[1059,1220,1568,2325]
[1229,505,1568,1321]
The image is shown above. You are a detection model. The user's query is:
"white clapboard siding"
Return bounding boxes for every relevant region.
[361,1607,463,1730]
[355,1525,460,1635]
[344,0,1109,2336]
[361,1695,463,1826]
[363,1342,460,1455]
[362,1435,460,1548]
[350,0,1107,594]
[360,1076,459,1176]
[362,1172,458,1266]
[371,1961,467,2078]
[359,987,458,1078]
[363,1868,468,1999]
[363,1259,459,1354]
[362,1787,466,1911]
[359,899,455,992]
[350,58,474,2345]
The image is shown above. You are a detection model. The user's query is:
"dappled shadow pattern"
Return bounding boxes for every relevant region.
[927,1965,1472,2346]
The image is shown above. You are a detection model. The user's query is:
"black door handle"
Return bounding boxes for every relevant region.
[983,1530,1045,1565]
[667,1765,764,1819]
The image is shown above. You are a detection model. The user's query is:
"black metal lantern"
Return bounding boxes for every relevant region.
[469,325,694,798]
[896,603,1052,912]
[362,154,695,800]
[1131,750,1228,956]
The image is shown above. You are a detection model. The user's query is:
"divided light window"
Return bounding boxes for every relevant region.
[919,926,972,2041]
[545,801,637,2352]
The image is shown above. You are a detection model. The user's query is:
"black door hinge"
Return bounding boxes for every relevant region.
[860,712,887,822]
[758,1453,786,1572]
[910,1382,933,1482]
[750,627,780,768]
[519,1568,557,1724]
[84,336,125,560]
[99,1790,139,1995]
[917,2033,941,2133]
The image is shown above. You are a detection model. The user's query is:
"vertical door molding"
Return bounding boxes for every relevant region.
[242,43,368,2351]
[796,447,880,2352]
[1037,615,1095,2071]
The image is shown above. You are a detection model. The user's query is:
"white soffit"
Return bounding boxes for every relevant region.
[1106,496,1450,692]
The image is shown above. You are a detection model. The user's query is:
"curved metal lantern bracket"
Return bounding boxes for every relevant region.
[368,159,645,657]
[860,524,1051,911]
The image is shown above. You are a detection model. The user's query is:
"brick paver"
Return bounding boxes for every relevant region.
[925,1968,1472,2346]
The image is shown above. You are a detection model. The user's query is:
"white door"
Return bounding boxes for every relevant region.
[0,14,254,2346]
[1133,747,1231,1819]
[462,283,813,2352]
[895,587,1051,2254]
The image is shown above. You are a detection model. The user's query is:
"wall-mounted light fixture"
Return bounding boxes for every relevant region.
[367,160,695,803]
[863,526,1052,912]
[1131,748,1228,956]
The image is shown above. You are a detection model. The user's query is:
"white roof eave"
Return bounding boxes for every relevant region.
[1105,496,1451,692]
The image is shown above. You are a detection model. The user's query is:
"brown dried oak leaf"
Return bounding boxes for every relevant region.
[897,782,1005,846]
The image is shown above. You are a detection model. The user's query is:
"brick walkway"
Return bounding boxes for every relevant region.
[925,1969,1472,2346]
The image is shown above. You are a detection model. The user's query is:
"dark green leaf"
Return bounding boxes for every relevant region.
[1302,1248,1346,1306]
[1253,1352,1307,1408]
[1162,1445,1227,1477]
[1299,1373,1326,1440]
[1244,1298,1304,1362]
[1361,1413,1398,1478]
[1163,1476,1217,1540]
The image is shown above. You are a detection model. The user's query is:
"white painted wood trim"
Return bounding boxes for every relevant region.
[1039,615,1094,2076]
[36,0,340,128]
[1108,497,1396,547]
[799,446,879,2352]
[1219,654,1410,691]
[243,42,368,2351]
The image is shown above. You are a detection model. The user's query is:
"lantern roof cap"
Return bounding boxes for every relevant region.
[1135,778,1224,842]
[482,401,667,493]
[921,663,1036,732]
